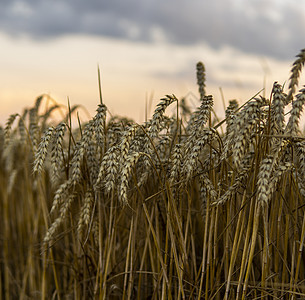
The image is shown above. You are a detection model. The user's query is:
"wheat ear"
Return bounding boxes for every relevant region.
[196,62,206,99]
[119,152,141,205]
[286,49,305,103]
[33,126,55,174]
[51,122,66,185]
[285,87,305,136]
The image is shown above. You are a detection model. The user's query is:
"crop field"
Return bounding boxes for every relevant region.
[1,49,305,299]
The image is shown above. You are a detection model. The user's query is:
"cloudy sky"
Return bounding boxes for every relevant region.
[1,0,305,123]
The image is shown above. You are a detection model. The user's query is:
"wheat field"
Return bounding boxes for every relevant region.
[1,49,305,299]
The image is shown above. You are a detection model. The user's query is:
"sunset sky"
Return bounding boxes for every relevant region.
[1,0,305,124]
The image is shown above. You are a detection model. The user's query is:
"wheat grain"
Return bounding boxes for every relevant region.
[82,121,95,149]
[221,100,239,160]
[184,95,214,167]
[107,123,123,147]
[34,95,43,112]
[195,95,213,129]
[50,178,73,214]
[257,155,291,207]
[51,122,66,184]
[130,128,146,153]
[232,97,267,167]
[287,49,305,103]
[33,126,55,174]
[29,108,39,151]
[257,156,273,206]
[95,145,119,192]
[4,114,19,145]
[68,120,95,186]
[155,135,171,162]
[225,99,239,132]
[285,87,305,136]
[269,161,292,196]
[196,62,206,99]
[169,143,183,184]
[117,123,137,177]
[93,103,107,148]
[77,190,94,238]
[43,217,61,245]
[44,193,76,245]
[200,174,217,201]
[186,95,213,137]
[270,82,286,148]
[149,94,177,139]
[91,219,99,246]
[18,112,27,144]
[70,141,84,184]
[82,120,98,183]
[119,152,141,205]
[103,147,120,195]
[183,128,216,183]
[295,141,305,177]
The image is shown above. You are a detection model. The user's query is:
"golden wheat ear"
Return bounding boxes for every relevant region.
[286,48,305,103]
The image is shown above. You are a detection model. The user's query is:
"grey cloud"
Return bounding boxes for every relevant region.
[0,0,304,59]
